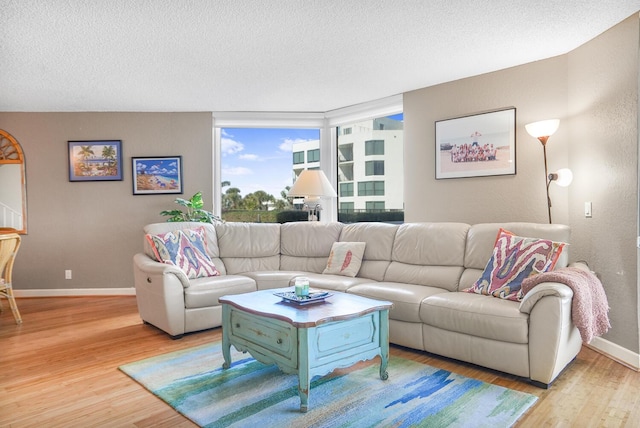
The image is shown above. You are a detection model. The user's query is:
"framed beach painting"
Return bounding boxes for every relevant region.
[68,140,123,181]
[435,108,516,179]
[132,156,183,195]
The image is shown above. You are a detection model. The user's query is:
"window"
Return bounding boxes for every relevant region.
[307,149,320,163]
[358,181,384,196]
[340,202,354,212]
[293,151,304,164]
[336,113,403,223]
[220,127,320,222]
[366,201,385,211]
[340,182,354,197]
[215,99,401,224]
[365,139,384,155]
[365,160,384,176]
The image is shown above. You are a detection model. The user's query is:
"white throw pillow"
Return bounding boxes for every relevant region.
[323,242,366,277]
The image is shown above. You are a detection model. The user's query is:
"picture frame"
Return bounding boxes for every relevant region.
[132,156,183,195]
[435,108,516,179]
[68,140,123,182]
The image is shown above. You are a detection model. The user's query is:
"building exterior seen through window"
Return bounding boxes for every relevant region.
[336,115,404,222]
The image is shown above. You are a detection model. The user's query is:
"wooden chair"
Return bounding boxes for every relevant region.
[0,233,22,324]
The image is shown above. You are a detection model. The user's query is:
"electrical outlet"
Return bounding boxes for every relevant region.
[584,202,592,218]
[65,270,72,280]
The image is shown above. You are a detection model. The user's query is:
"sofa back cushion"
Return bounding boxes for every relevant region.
[215,223,281,274]
[384,222,470,291]
[459,222,571,291]
[280,222,343,272]
[339,222,398,281]
[143,222,226,275]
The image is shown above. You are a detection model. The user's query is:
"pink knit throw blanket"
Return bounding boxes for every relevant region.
[522,267,611,344]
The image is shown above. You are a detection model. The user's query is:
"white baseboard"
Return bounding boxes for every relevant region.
[587,336,640,371]
[14,288,136,297]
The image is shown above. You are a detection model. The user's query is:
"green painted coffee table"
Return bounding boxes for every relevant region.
[220,288,392,412]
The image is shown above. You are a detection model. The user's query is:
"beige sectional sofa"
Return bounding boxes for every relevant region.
[133,220,582,387]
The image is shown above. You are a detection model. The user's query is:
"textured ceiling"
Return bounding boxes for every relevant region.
[2,1,639,113]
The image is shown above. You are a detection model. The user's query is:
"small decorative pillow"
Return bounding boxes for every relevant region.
[323,242,366,277]
[465,228,566,301]
[146,227,220,279]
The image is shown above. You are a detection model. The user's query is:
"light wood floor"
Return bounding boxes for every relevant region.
[1,297,639,427]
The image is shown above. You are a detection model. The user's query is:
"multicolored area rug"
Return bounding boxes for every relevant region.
[119,342,537,428]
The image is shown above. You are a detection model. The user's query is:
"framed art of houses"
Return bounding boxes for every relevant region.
[435,108,516,179]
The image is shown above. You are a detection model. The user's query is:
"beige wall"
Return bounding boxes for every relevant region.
[567,16,639,352]
[0,16,637,354]
[0,112,213,291]
[404,15,639,353]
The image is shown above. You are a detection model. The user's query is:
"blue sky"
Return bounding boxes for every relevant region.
[221,128,320,199]
[135,158,180,177]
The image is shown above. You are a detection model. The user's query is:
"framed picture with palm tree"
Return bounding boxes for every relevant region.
[68,140,123,182]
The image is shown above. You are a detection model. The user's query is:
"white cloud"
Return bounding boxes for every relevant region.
[221,137,244,156]
[279,138,319,152]
[222,166,253,176]
[239,153,259,161]
[279,139,294,152]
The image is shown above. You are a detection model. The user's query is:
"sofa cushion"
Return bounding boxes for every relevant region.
[339,222,398,281]
[348,282,448,323]
[146,227,220,279]
[298,273,371,293]
[463,222,571,271]
[241,270,308,290]
[215,223,281,274]
[323,241,366,277]
[384,223,469,291]
[421,292,529,344]
[184,275,257,309]
[280,222,343,272]
[465,228,565,301]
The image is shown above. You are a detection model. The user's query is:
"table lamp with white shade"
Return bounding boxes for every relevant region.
[287,170,337,221]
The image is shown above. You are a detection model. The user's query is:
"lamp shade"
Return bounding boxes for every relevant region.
[553,168,573,187]
[525,119,560,138]
[288,170,337,198]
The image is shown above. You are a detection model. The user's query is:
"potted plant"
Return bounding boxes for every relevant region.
[160,191,223,224]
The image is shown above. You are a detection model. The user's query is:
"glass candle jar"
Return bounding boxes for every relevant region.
[294,277,310,298]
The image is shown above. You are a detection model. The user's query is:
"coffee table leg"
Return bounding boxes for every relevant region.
[379,309,389,380]
[222,305,231,369]
[298,329,310,412]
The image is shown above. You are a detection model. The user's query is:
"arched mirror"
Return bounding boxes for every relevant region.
[0,130,27,234]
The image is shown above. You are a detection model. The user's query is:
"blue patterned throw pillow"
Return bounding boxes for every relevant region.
[146,227,219,279]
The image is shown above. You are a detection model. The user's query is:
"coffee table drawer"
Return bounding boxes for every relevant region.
[315,313,378,356]
[229,309,297,362]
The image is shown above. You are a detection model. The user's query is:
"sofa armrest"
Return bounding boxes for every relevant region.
[133,252,191,288]
[519,282,573,314]
[133,253,190,337]
[519,279,582,386]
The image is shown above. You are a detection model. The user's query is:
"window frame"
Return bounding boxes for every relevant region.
[213,95,402,222]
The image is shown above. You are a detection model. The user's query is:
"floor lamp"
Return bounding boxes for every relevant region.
[287,170,338,221]
[525,119,572,223]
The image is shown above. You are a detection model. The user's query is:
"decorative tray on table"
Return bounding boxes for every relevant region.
[273,290,333,305]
